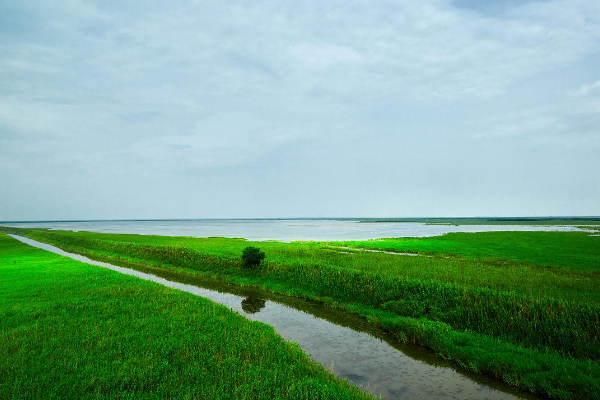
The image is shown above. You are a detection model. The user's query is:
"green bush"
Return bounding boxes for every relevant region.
[242,246,265,270]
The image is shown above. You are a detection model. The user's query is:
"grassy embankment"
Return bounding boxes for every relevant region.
[0,233,372,400]
[2,227,599,399]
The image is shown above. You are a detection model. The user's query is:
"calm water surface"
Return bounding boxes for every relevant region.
[10,234,540,400]
[1,219,582,241]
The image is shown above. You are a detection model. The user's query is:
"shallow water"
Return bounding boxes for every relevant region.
[1,219,583,241]
[10,234,539,400]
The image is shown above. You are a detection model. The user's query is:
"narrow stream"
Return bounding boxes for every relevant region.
[10,234,540,400]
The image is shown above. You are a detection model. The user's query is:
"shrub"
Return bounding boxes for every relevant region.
[241,246,265,270]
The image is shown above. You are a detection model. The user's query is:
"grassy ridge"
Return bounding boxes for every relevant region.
[0,234,372,400]
[3,228,599,399]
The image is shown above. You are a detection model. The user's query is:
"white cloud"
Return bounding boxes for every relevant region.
[576,80,600,96]
[289,43,365,71]
[128,112,305,169]
[475,115,564,140]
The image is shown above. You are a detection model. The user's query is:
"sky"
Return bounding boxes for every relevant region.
[1,0,599,220]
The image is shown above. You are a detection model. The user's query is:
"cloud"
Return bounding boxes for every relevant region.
[1,0,600,218]
[576,80,600,96]
[127,111,306,169]
[289,43,365,71]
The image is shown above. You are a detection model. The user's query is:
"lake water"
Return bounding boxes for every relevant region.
[0,219,583,241]
[10,234,540,400]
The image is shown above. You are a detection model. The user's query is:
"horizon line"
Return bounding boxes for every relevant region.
[2,216,600,224]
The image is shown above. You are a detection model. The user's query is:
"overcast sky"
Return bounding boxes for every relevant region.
[1,0,599,220]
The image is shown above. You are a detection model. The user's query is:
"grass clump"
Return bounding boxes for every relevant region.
[242,246,265,270]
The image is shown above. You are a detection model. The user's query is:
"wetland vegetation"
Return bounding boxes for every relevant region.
[0,233,373,399]
[1,226,598,399]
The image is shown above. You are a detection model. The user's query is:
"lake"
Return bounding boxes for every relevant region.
[1,219,583,241]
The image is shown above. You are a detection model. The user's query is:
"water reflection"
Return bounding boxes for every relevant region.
[241,295,266,314]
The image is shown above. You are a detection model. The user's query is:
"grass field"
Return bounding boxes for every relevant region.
[0,233,372,399]
[337,231,600,271]
[2,227,599,399]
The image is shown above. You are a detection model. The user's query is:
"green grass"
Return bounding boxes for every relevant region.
[338,231,600,271]
[2,227,600,399]
[0,234,372,400]
[9,229,598,303]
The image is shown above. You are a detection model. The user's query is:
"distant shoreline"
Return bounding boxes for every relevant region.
[2,216,600,225]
